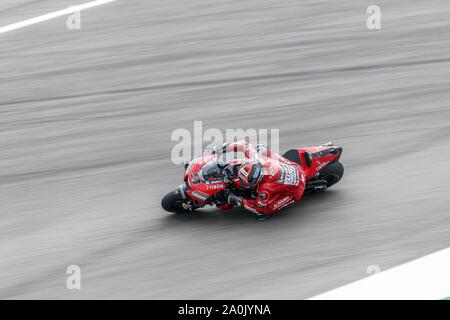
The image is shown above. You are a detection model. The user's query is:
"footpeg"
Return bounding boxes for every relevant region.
[306,179,328,192]
[313,185,327,192]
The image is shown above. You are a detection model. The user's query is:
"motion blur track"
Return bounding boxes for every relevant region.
[0,0,450,299]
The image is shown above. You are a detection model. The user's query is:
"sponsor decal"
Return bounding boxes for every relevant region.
[206,184,223,191]
[192,191,209,201]
[316,161,328,172]
[273,196,292,210]
[279,199,294,210]
[278,164,300,186]
[206,179,223,184]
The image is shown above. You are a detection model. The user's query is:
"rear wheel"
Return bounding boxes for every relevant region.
[318,161,344,188]
[161,189,193,214]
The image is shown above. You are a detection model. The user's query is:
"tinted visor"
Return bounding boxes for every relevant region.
[239,164,262,188]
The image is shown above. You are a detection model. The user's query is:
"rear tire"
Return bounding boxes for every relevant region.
[161,189,192,214]
[318,161,344,188]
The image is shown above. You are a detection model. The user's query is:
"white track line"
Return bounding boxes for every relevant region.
[310,248,450,300]
[0,0,118,35]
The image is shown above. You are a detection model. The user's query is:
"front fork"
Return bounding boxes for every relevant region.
[176,184,195,211]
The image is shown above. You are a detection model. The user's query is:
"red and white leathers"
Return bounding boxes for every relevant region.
[224,141,306,217]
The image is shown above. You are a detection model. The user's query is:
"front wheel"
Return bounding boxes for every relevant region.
[161,189,193,214]
[318,161,344,188]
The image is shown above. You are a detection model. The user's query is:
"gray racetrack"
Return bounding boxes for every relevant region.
[1,0,450,299]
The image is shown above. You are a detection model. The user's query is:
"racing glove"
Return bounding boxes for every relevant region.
[227,193,243,207]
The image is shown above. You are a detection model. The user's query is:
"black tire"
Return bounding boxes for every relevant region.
[318,161,344,188]
[161,189,192,214]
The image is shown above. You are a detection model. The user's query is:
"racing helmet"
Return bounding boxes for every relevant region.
[238,159,263,189]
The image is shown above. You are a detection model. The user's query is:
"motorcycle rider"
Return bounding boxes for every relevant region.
[215,140,306,220]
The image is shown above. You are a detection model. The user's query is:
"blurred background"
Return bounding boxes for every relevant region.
[1,0,450,299]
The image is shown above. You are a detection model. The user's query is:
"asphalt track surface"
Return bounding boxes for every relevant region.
[1,0,450,299]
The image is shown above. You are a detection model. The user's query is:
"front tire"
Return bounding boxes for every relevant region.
[161,189,192,214]
[318,161,344,188]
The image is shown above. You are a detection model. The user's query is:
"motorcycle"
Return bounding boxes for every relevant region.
[161,142,344,214]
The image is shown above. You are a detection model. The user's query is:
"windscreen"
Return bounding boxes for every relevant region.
[201,160,222,181]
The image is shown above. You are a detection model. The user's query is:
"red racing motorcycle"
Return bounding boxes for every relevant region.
[161,142,344,214]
